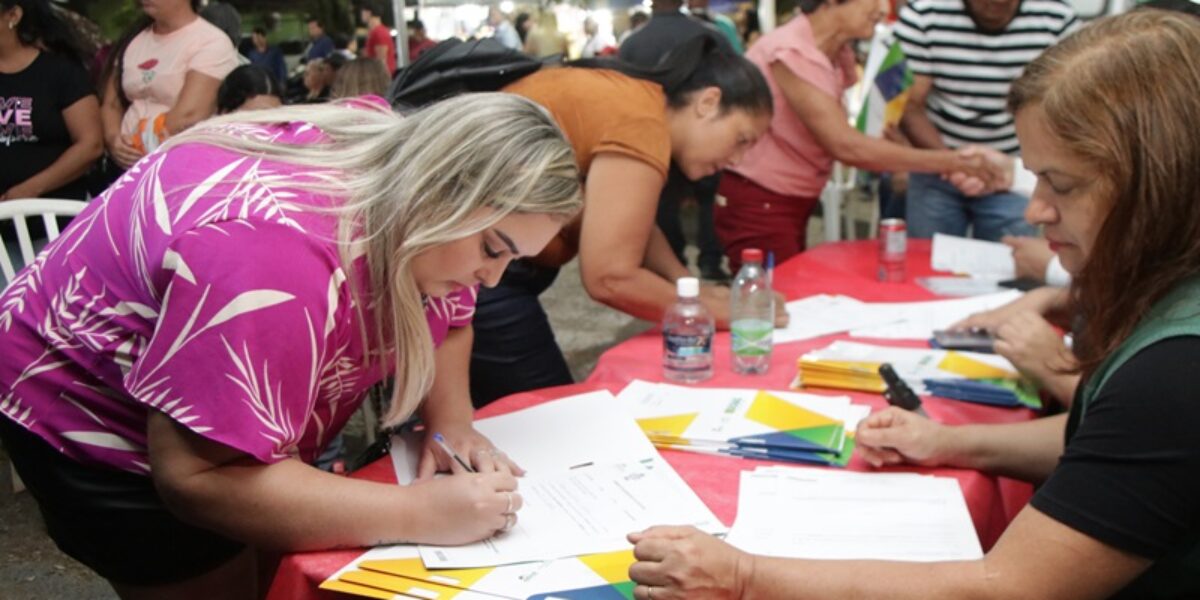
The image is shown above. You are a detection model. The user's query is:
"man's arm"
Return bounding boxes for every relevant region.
[900,74,947,150]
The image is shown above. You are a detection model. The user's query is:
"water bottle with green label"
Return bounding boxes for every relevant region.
[731,248,773,374]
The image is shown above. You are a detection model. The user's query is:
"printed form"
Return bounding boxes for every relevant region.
[420,459,722,568]
[726,468,983,562]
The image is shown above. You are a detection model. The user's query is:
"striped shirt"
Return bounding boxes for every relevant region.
[895,0,1079,154]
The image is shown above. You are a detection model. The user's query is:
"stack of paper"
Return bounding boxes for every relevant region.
[930,233,1016,279]
[794,341,1040,408]
[777,294,905,344]
[779,290,1022,343]
[323,392,724,599]
[846,291,1022,339]
[616,380,872,467]
[725,467,983,562]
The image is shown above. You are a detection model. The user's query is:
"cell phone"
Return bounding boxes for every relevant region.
[931,329,996,352]
[998,277,1043,292]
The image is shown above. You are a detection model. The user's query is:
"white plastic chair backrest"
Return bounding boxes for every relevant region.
[0,198,88,285]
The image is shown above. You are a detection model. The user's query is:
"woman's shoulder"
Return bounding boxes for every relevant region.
[512,67,661,99]
[34,52,91,88]
[185,16,236,45]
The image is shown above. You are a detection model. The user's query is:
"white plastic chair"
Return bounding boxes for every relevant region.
[1,198,87,493]
[1,198,88,286]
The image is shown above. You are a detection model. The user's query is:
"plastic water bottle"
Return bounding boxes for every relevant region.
[731,248,774,374]
[662,277,714,383]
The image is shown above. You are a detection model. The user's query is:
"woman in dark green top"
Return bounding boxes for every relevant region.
[622,11,1200,600]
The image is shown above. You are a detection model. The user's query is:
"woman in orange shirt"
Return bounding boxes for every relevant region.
[469,37,780,405]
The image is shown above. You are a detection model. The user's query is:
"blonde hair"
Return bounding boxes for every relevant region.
[331,58,392,99]
[160,94,582,425]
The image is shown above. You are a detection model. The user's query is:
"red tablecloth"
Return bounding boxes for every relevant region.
[269,240,1035,600]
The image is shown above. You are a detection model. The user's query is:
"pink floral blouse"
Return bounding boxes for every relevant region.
[0,113,476,473]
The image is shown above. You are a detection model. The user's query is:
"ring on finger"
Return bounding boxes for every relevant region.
[646,585,655,599]
[504,491,514,514]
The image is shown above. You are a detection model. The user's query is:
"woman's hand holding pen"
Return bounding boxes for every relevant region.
[416,423,525,479]
[409,471,524,545]
[855,407,951,468]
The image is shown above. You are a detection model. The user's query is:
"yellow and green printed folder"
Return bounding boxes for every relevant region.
[615,381,871,466]
[794,341,1041,410]
[321,549,638,600]
[795,342,1018,389]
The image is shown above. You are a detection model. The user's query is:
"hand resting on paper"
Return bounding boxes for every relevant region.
[417,423,525,480]
[627,525,752,600]
[772,290,789,327]
[408,471,524,545]
[1003,236,1055,282]
[855,407,950,468]
[951,286,1068,333]
[994,311,1080,405]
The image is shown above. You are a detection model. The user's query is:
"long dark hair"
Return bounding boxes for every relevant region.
[217,65,282,114]
[1009,11,1200,381]
[1,0,84,65]
[569,35,773,116]
[101,0,201,108]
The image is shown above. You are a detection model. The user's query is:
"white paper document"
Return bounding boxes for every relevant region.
[848,290,1022,339]
[419,459,723,568]
[777,294,907,344]
[383,392,723,569]
[916,276,1007,298]
[779,290,1023,343]
[931,233,1016,279]
[725,468,983,562]
[391,391,660,483]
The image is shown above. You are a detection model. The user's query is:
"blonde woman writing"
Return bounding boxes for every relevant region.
[0,94,581,599]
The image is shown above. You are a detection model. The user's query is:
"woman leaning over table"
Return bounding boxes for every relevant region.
[470,36,788,406]
[628,11,1200,599]
[0,94,582,599]
[714,0,1006,271]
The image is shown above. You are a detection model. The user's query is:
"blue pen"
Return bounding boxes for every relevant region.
[766,251,775,288]
[432,432,476,473]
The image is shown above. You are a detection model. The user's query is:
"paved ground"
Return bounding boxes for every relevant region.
[0,204,843,598]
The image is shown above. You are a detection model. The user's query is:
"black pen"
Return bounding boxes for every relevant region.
[432,432,476,473]
[879,363,928,416]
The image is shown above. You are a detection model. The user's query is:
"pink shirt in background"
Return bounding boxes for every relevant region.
[0,104,476,474]
[731,15,858,198]
[120,16,239,138]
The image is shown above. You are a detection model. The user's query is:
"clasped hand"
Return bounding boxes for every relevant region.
[946,145,1014,197]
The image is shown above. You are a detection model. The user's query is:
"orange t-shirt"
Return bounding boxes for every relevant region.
[503,68,671,180]
[504,68,672,267]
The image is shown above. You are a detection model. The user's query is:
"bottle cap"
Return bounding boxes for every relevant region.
[676,277,700,298]
[741,248,764,264]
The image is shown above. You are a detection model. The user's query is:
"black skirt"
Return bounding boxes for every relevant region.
[0,416,244,586]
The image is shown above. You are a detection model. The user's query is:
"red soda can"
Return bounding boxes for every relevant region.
[878,218,907,282]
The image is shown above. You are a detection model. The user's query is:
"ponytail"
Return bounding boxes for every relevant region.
[568,35,772,115]
[1,0,84,65]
